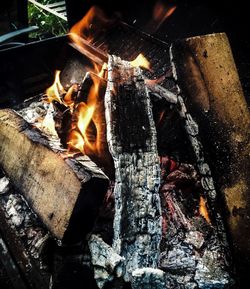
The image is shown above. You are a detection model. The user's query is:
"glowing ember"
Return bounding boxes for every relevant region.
[130,54,150,70]
[199,196,211,224]
[46,70,65,103]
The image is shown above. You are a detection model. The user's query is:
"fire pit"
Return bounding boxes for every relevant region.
[0,1,249,289]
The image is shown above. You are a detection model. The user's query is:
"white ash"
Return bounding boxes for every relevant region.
[185,231,204,249]
[195,248,232,289]
[5,194,25,227]
[160,243,197,272]
[88,234,125,288]
[131,268,166,289]
[18,96,50,124]
[93,268,113,289]
[0,176,10,195]
[1,190,50,261]
[18,99,63,151]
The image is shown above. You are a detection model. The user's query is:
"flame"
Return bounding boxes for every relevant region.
[64,83,78,107]
[130,54,150,70]
[67,130,85,153]
[145,1,177,33]
[77,102,95,146]
[153,1,176,26]
[69,6,107,43]
[46,70,65,103]
[67,72,103,153]
[199,196,211,224]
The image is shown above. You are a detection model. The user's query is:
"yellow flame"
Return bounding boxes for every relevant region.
[67,130,85,153]
[46,70,65,103]
[199,196,211,224]
[77,102,95,146]
[130,54,150,70]
[64,83,78,107]
[69,6,110,46]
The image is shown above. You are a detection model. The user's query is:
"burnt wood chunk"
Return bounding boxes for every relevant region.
[170,33,250,282]
[0,109,109,240]
[104,55,162,281]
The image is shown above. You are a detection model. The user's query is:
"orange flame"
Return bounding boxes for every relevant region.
[145,1,177,33]
[67,72,103,153]
[199,196,211,224]
[69,6,109,44]
[67,130,85,153]
[130,54,150,70]
[77,102,95,146]
[46,70,65,103]
[64,83,78,107]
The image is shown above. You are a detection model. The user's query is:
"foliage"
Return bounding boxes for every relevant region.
[28,0,68,39]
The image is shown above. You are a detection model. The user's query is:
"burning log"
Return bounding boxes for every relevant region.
[170,33,250,279]
[0,109,109,240]
[104,55,162,281]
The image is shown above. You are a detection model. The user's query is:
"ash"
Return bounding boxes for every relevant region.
[160,158,233,289]
[0,168,50,264]
[93,157,234,289]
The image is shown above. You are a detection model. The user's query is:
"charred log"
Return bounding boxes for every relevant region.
[104,55,162,281]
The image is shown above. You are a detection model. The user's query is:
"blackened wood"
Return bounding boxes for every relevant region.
[104,55,162,281]
[0,232,28,289]
[0,173,50,289]
[170,32,250,281]
[0,109,109,240]
[53,101,72,147]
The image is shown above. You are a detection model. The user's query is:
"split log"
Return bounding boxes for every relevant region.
[104,55,162,281]
[170,33,250,282]
[0,109,109,240]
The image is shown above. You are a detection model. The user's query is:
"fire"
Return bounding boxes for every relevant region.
[130,54,150,70]
[67,72,103,153]
[67,130,85,153]
[199,196,211,224]
[153,1,176,26]
[64,83,78,107]
[76,103,95,146]
[46,7,152,155]
[69,6,107,43]
[46,70,65,103]
[145,1,177,33]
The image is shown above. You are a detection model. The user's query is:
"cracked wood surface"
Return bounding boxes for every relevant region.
[104,55,162,281]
